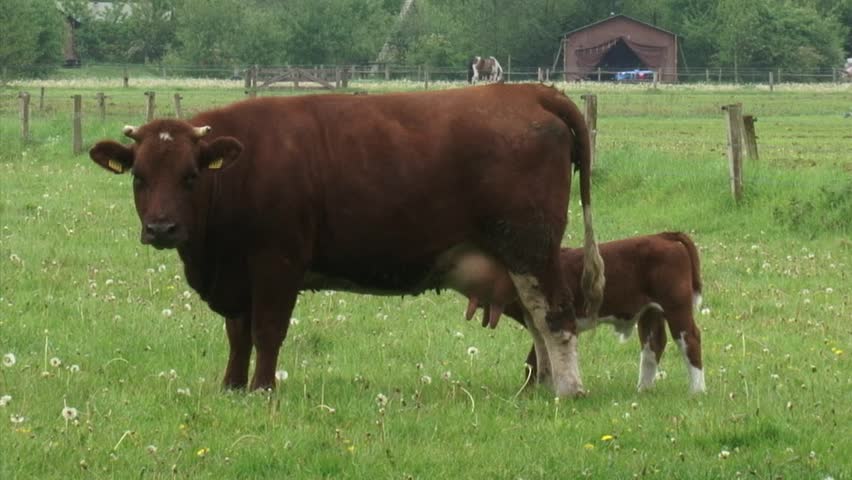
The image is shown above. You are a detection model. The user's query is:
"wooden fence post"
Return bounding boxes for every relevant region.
[718,67,722,83]
[742,115,759,162]
[342,66,350,88]
[144,91,156,121]
[507,55,512,82]
[335,67,342,89]
[96,92,106,121]
[537,67,542,82]
[244,67,251,90]
[705,68,709,82]
[39,87,45,111]
[581,94,598,170]
[19,92,30,143]
[545,68,550,82]
[173,93,183,119]
[385,64,390,80]
[424,66,430,89]
[653,70,659,88]
[597,67,602,82]
[722,103,745,203]
[72,94,83,155]
[769,72,774,92]
[123,66,129,88]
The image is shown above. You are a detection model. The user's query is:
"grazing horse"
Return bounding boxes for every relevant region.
[468,56,504,84]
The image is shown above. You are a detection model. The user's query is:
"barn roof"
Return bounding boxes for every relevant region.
[563,14,677,38]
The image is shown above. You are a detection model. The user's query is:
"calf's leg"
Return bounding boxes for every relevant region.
[636,305,666,391]
[668,308,705,393]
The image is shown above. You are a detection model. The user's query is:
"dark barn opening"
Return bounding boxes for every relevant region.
[597,39,645,79]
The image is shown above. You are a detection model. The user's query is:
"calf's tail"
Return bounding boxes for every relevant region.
[663,231,703,308]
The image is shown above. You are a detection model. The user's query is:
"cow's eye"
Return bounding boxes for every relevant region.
[182,173,198,190]
[132,174,145,189]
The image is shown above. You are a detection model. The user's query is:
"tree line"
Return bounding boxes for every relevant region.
[2,0,850,77]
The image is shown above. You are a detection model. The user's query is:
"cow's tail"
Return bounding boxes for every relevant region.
[663,231,703,310]
[543,88,605,320]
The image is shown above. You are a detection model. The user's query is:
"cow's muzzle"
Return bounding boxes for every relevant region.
[141,222,181,249]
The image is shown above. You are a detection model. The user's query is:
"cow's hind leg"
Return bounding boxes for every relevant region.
[522,309,551,386]
[223,315,252,389]
[510,272,583,397]
[636,304,666,391]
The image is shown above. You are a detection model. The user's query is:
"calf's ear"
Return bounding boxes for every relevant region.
[90,140,134,174]
[199,137,243,171]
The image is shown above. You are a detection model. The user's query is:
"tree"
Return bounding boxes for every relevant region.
[0,0,64,77]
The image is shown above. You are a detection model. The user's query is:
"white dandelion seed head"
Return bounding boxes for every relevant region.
[441,371,452,381]
[182,290,192,299]
[718,449,731,459]
[275,370,289,382]
[630,402,638,410]
[49,357,62,368]
[176,388,191,396]
[162,308,173,318]
[335,314,346,322]
[290,317,300,325]
[157,264,166,272]
[467,346,479,357]
[10,414,25,424]
[655,370,668,380]
[169,369,178,380]
[146,445,158,454]
[454,331,464,338]
[2,353,15,367]
[375,393,388,408]
[0,395,11,407]
[420,375,432,385]
[700,307,711,315]
[62,406,78,420]
[825,287,833,294]
[69,364,80,373]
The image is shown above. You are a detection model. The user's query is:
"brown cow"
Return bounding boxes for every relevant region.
[466,232,705,393]
[88,84,604,396]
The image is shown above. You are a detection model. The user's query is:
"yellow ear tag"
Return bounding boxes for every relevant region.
[107,159,124,173]
[208,158,224,170]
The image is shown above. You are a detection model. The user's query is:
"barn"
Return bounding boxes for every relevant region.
[562,14,678,82]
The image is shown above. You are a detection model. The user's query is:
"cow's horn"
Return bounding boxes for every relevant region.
[122,125,139,140]
[192,126,212,139]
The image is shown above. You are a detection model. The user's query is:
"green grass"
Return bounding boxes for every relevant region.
[0,81,850,479]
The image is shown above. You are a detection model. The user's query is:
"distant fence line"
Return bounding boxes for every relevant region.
[3,62,851,85]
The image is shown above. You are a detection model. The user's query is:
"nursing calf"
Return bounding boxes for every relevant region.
[467,232,705,393]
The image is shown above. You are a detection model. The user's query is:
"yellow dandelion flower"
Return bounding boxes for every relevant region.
[583,443,595,450]
[347,445,355,454]
[196,447,209,458]
[601,434,615,442]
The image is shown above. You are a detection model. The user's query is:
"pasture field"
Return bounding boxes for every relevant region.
[0,79,850,479]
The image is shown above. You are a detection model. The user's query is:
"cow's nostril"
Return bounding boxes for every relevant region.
[146,223,177,235]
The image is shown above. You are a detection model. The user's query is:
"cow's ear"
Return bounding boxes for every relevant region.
[199,137,243,171]
[90,140,134,174]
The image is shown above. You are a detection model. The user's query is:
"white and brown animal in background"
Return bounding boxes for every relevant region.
[468,56,504,83]
[466,232,705,394]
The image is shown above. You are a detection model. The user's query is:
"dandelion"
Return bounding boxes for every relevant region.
[196,447,209,458]
[467,346,479,357]
[700,307,710,315]
[441,371,452,381]
[601,434,615,442]
[146,445,158,455]
[420,375,432,385]
[290,317,300,325]
[49,357,62,368]
[3,353,16,367]
[10,414,25,424]
[176,388,191,396]
[162,308,173,318]
[415,362,424,370]
[0,395,11,407]
[583,443,595,450]
[275,370,289,382]
[655,370,668,380]
[831,347,844,356]
[630,402,638,410]
[375,393,388,408]
[335,314,346,322]
[158,264,167,273]
[825,287,834,294]
[718,449,731,459]
[62,406,79,420]
[454,331,464,339]
[182,290,192,299]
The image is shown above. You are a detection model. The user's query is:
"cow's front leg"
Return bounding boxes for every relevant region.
[249,254,302,390]
[223,315,252,389]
